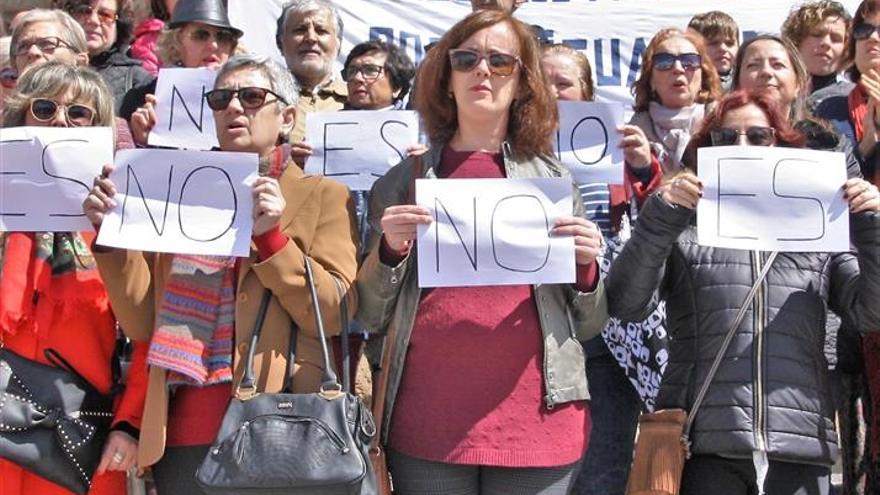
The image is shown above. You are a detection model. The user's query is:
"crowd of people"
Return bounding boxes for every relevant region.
[0,0,879,495]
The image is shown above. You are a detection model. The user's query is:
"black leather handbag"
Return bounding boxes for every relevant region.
[0,347,115,494]
[196,256,377,495]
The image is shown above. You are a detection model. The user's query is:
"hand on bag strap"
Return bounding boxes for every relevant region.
[682,251,779,451]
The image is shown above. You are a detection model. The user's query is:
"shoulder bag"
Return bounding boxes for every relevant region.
[196,256,377,495]
[0,346,116,494]
[626,251,778,495]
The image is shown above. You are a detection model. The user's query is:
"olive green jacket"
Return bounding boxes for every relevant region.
[355,144,609,442]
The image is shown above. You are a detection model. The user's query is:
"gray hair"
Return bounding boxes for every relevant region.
[275,0,344,53]
[9,9,88,62]
[215,54,300,108]
[3,61,114,127]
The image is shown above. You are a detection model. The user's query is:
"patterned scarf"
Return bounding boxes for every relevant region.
[0,232,109,340]
[648,101,705,173]
[146,145,291,387]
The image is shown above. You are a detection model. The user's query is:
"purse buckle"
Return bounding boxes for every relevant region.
[236,384,258,401]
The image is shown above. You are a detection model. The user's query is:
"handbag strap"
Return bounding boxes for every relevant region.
[333,276,352,394]
[237,257,345,397]
[682,251,779,444]
[238,288,273,394]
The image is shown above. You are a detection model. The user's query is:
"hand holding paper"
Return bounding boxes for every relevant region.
[551,216,603,265]
[617,124,652,169]
[381,204,433,254]
[82,164,118,227]
[661,172,703,210]
[844,178,880,213]
[252,177,286,236]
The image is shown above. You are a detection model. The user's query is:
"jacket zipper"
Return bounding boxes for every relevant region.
[752,251,768,453]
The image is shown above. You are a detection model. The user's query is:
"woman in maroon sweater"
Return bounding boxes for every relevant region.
[356,9,609,494]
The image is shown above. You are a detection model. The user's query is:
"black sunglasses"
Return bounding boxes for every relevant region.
[204,87,288,111]
[652,52,702,71]
[854,22,880,41]
[30,98,96,126]
[342,63,384,82]
[448,49,520,76]
[710,126,776,146]
[189,28,238,46]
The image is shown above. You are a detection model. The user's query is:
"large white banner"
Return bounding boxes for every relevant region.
[229,0,861,107]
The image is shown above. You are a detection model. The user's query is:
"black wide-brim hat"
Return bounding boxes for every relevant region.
[167,0,244,38]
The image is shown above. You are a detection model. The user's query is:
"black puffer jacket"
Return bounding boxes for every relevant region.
[606,194,880,466]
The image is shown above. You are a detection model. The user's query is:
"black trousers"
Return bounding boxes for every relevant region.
[681,455,831,495]
[151,445,211,495]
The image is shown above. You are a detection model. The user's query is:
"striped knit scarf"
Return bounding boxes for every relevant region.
[147,254,236,386]
[145,145,291,386]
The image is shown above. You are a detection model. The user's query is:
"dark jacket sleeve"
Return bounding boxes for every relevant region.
[829,211,880,332]
[605,194,693,321]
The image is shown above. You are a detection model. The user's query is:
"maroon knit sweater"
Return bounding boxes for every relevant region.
[387,147,594,467]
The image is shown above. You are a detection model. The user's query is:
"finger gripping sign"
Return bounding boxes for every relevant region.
[0,126,113,232]
[96,149,259,256]
[697,146,850,252]
[415,177,575,288]
[148,67,220,151]
[304,110,420,191]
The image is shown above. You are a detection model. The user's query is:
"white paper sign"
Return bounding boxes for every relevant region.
[148,67,219,150]
[1,126,113,232]
[304,110,419,191]
[416,178,575,287]
[97,149,258,256]
[697,146,850,252]
[555,101,625,185]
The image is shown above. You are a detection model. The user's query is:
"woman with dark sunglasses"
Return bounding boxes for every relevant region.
[629,27,722,175]
[59,0,153,115]
[0,61,148,495]
[608,90,880,495]
[356,10,607,494]
[121,0,242,146]
[84,54,358,494]
[811,0,880,487]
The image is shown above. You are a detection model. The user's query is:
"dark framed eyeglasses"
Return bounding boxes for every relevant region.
[710,126,776,146]
[68,3,118,25]
[14,36,74,56]
[0,68,17,89]
[853,22,880,41]
[204,87,288,111]
[448,49,521,77]
[29,98,96,127]
[342,63,385,82]
[189,28,238,46]
[652,52,702,71]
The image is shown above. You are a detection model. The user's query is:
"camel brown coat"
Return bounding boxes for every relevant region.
[95,164,359,468]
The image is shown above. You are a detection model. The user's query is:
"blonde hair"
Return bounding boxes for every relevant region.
[156,24,242,67]
[542,43,594,101]
[3,61,114,127]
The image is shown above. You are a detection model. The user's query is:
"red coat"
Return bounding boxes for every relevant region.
[0,233,148,495]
